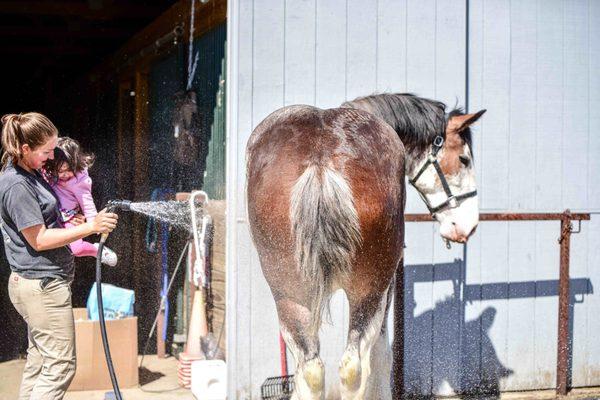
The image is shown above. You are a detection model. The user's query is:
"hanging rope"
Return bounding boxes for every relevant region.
[187,0,200,90]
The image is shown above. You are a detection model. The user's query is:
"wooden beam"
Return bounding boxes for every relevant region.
[0,2,163,19]
[88,0,226,83]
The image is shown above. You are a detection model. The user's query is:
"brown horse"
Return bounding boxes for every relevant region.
[246,94,485,399]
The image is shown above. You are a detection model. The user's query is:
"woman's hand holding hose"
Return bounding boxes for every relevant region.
[91,208,118,235]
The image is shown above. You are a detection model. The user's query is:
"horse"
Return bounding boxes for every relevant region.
[246,93,485,399]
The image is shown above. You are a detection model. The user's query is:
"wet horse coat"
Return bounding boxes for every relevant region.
[246,94,484,399]
[247,105,404,399]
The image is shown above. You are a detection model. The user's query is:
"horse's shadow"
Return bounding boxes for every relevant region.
[402,259,593,398]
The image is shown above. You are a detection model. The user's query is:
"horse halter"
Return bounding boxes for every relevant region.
[408,135,478,217]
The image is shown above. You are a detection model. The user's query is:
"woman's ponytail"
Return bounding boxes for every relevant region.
[1,114,23,168]
[1,112,58,170]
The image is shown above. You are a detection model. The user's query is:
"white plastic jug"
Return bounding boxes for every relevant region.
[191,359,227,400]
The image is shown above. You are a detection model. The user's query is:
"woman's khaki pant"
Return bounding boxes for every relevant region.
[8,272,76,400]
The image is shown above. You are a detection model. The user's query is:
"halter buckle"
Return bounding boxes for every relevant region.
[448,196,458,209]
[433,136,444,148]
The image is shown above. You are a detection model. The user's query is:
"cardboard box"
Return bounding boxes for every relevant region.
[68,308,139,391]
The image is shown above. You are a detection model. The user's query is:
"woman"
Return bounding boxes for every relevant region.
[0,112,118,399]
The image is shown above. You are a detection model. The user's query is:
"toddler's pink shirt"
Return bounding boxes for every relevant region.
[51,169,98,222]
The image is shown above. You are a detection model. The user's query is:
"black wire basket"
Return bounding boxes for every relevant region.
[260,374,295,399]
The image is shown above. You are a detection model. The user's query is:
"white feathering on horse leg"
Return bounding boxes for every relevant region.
[281,326,325,400]
[339,344,361,395]
[340,287,390,400]
[292,357,325,400]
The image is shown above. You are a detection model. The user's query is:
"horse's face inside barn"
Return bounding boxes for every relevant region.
[411,110,485,243]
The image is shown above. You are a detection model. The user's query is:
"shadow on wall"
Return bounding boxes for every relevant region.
[403,260,593,398]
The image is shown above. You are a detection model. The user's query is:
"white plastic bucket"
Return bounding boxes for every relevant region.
[191,359,227,400]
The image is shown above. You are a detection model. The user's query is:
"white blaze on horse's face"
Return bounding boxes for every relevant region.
[435,144,478,243]
[410,110,485,244]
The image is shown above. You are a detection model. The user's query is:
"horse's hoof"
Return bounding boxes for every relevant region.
[339,352,361,391]
[303,358,325,393]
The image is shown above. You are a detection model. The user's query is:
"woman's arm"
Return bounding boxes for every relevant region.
[21,209,117,251]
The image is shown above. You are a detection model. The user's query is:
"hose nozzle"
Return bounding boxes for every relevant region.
[106,200,132,212]
[100,200,131,243]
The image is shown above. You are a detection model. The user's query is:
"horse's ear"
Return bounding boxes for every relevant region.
[447,109,486,134]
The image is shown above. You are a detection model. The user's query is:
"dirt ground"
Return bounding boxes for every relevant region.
[0,355,194,400]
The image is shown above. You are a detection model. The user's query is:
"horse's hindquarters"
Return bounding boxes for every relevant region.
[246,105,406,399]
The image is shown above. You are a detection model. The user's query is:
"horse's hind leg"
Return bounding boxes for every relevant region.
[275,297,325,400]
[339,283,393,400]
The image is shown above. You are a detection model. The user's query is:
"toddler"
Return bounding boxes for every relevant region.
[45,137,117,266]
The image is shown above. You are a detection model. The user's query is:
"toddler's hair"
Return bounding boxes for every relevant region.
[46,137,95,178]
[1,112,58,170]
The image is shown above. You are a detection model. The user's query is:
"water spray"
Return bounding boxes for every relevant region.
[96,199,132,400]
[94,197,205,398]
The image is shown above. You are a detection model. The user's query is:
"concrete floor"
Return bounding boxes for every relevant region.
[0,355,194,400]
[433,388,600,400]
[2,356,600,400]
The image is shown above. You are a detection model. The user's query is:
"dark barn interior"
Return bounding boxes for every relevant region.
[0,1,171,114]
[0,0,227,372]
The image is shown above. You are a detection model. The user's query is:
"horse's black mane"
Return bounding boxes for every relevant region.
[342,93,472,156]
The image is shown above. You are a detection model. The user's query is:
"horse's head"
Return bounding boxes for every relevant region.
[409,109,486,244]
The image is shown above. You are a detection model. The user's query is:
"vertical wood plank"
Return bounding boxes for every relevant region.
[505,222,536,388]
[250,0,286,390]
[564,1,590,387]
[431,0,467,395]
[562,0,589,210]
[534,221,560,388]
[479,222,510,392]
[377,0,407,93]
[585,218,600,386]
[315,0,347,108]
[504,0,538,388]
[589,0,600,210]
[403,223,435,396]
[586,0,600,386]
[346,0,377,100]
[508,0,537,211]
[227,0,252,395]
[406,0,436,97]
[284,0,316,105]
[464,233,484,392]
[479,0,510,211]
[535,0,564,210]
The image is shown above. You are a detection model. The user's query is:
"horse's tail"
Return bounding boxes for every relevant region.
[290,164,362,334]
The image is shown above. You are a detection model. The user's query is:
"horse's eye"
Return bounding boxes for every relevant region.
[459,155,471,167]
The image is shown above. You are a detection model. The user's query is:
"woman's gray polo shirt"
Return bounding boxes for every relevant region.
[0,162,74,279]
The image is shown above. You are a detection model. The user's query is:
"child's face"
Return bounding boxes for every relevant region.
[57,162,75,182]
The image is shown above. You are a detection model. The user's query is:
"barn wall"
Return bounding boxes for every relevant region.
[467,0,600,391]
[227,0,600,397]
